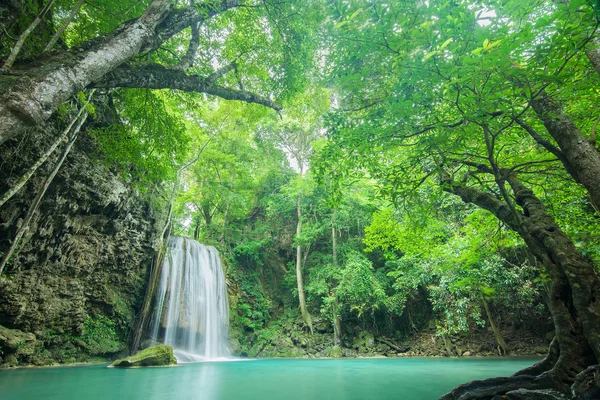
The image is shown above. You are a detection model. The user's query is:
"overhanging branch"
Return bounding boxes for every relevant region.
[90,64,281,111]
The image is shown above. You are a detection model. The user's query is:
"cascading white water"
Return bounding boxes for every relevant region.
[150,236,230,362]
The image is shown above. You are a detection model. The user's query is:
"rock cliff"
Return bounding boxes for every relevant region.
[0,120,163,367]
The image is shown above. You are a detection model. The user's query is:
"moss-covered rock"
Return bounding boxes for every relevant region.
[109,344,177,368]
[0,325,37,367]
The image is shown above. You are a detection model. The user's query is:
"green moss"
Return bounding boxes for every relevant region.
[110,345,177,368]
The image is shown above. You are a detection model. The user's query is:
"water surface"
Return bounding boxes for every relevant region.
[0,357,539,400]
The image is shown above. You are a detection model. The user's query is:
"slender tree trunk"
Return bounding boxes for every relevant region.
[0,110,87,275]
[296,194,313,334]
[129,247,165,354]
[43,0,85,53]
[2,0,57,70]
[481,296,508,356]
[221,173,234,244]
[193,216,201,240]
[529,90,600,211]
[0,102,87,208]
[331,212,342,346]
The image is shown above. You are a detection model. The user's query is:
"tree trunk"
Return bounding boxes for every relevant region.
[221,173,234,244]
[0,0,244,144]
[506,174,600,364]
[43,0,86,53]
[529,90,600,211]
[585,31,600,76]
[296,194,313,334]
[441,173,600,398]
[481,296,508,356]
[331,213,342,346]
[129,247,165,354]
[0,109,87,275]
[2,0,57,70]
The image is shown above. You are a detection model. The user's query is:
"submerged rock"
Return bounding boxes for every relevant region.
[110,345,177,368]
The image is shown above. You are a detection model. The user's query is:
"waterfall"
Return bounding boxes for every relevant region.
[150,236,230,362]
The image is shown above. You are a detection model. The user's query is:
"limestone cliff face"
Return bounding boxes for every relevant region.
[0,126,163,367]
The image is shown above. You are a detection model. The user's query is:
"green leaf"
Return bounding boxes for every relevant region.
[424,50,438,60]
[349,9,363,21]
[440,38,453,50]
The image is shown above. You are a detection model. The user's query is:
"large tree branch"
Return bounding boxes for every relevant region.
[204,62,237,86]
[514,117,578,181]
[174,21,200,71]
[142,0,244,55]
[528,89,600,210]
[0,0,245,144]
[440,174,521,230]
[90,64,281,111]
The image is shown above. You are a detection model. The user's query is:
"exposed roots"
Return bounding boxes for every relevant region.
[514,337,560,377]
[439,371,563,400]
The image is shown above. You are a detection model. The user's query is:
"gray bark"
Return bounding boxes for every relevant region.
[585,33,600,75]
[482,296,508,356]
[529,90,600,211]
[0,0,244,144]
[175,22,200,71]
[90,63,280,111]
[296,191,313,334]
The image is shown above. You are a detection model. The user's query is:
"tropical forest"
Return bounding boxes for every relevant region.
[0,0,599,399]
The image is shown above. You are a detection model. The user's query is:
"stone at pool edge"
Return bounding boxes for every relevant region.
[109,344,177,368]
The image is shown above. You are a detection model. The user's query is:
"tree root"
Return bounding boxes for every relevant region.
[514,337,559,377]
[439,371,562,400]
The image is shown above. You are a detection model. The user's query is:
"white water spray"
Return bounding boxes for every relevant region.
[150,236,230,362]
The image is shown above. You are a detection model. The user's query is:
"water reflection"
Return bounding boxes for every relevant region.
[0,358,541,400]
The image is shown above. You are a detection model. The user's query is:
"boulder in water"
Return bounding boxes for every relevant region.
[109,344,177,368]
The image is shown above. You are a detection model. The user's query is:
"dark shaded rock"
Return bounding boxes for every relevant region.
[495,389,567,400]
[110,344,176,368]
[0,325,37,367]
[572,365,600,400]
[0,120,163,366]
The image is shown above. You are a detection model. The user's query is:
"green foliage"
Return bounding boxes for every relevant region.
[234,273,272,332]
[80,315,122,355]
[336,251,388,318]
[90,89,189,188]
